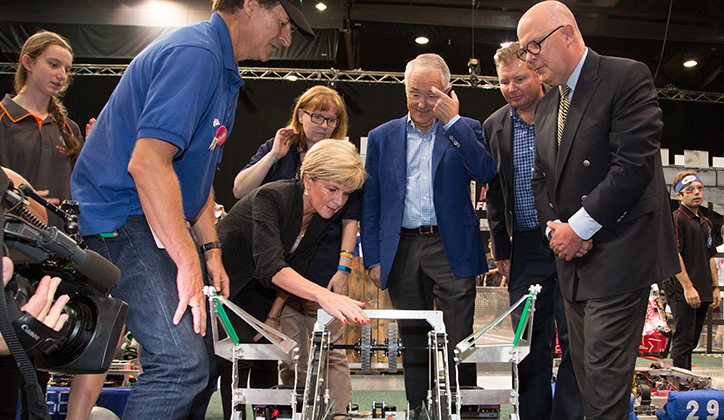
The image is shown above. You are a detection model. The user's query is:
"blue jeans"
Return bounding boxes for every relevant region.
[85,215,210,420]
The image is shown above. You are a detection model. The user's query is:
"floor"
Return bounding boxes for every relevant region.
[204,354,724,420]
[202,291,724,420]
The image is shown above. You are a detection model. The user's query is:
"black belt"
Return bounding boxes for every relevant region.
[401,225,438,235]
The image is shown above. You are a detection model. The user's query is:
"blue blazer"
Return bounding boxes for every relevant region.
[360,115,498,290]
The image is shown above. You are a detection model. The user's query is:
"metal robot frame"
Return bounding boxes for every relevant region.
[205,284,539,420]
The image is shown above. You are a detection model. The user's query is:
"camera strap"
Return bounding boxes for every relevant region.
[1,264,51,419]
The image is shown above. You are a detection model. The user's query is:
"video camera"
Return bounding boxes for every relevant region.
[1,169,127,374]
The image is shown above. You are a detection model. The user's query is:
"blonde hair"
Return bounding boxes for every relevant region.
[404,53,451,91]
[494,42,521,72]
[288,85,349,153]
[14,31,80,159]
[300,139,367,191]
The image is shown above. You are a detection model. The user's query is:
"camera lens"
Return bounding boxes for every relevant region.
[41,295,98,366]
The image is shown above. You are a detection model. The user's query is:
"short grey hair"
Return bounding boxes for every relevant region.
[404,53,451,91]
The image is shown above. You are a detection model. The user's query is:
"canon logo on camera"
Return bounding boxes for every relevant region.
[21,324,40,341]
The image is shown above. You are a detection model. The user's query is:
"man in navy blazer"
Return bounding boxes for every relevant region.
[360,53,497,410]
[518,2,679,419]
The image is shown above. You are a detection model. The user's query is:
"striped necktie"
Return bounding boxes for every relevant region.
[557,84,571,147]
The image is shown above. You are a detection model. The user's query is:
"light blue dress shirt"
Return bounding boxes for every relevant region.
[401,114,461,228]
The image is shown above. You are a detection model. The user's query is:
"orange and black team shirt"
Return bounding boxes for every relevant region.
[0,93,84,228]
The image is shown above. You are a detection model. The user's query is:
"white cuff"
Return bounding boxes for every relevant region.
[569,207,602,240]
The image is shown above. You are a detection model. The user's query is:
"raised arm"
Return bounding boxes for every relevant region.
[233,128,295,198]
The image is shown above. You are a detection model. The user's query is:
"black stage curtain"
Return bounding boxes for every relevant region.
[0,21,338,62]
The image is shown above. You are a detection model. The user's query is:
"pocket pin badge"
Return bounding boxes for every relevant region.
[210,125,227,151]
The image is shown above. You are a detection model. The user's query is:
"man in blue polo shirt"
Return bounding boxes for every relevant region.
[70,0,314,418]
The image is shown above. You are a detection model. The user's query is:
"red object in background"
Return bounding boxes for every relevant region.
[555,326,561,354]
[552,290,668,355]
[639,292,669,354]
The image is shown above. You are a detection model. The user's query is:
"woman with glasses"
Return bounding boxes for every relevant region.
[231,85,357,413]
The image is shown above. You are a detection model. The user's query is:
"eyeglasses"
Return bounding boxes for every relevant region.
[302,110,340,128]
[406,92,438,103]
[682,185,705,194]
[517,25,564,61]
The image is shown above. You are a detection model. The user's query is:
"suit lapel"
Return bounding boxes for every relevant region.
[497,106,514,190]
[536,92,559,177]
[554,50,602,189]
[391,117,408,203]
[432,120,449,183]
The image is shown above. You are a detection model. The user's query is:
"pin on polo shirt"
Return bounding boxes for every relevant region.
[209,118,227,151]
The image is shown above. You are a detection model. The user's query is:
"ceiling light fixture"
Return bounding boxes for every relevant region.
[285,75,299,81]
[415,36,429,45]
[683,60,697,68]
[315,2,327,11]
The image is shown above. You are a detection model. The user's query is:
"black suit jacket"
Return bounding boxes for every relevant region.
[218,179,339,299]
[483,104,517,260]
[531,49,679,301]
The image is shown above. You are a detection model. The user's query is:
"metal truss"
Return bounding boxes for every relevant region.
[236,67,501,89]
[2,62,723,103]
[656,87,724,104]
[0,63,128,77]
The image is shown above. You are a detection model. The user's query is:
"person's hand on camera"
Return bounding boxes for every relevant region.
[1,257,69,355]
[24,276,70,331]
[3,257,69,329]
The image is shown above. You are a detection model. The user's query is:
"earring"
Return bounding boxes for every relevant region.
[304,189,309,196]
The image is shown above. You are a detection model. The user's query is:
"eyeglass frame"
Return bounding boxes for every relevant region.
[302,110,340,128]
[517,25,564,61]
[406,91,439,103]
[681,185,705,194]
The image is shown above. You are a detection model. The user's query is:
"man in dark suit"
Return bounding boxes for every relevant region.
[517,2,680,419]
[483,42,582,420]
[360,53,497,410]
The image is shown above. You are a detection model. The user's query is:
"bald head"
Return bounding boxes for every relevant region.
[517,1,586,86]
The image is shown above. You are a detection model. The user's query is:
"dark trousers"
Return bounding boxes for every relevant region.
[387,230,477,409]
[565,287,649,420]
[0,355,49,420]
[509,230,582,420]
[666,286,710,370]
[0,355,22,420]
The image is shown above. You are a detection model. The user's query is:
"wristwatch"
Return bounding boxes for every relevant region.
[200,241,222,254]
